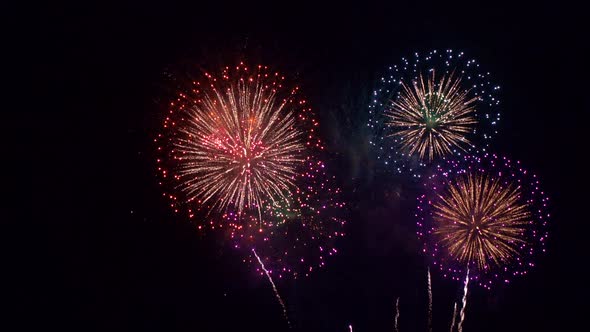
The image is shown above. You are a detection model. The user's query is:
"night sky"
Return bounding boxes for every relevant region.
[8,2,586,331]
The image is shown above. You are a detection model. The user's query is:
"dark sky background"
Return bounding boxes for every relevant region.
[7,1,586,331]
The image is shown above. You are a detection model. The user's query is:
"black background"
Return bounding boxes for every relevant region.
[6,1,586,331]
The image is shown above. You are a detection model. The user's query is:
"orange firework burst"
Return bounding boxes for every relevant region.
[432,174,530,269]
[385,71,478,161]
[157,63,321,221]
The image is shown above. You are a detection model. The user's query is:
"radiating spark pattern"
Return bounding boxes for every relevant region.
[157,62,321,224]
[386,72,478,161]
[252,248,291,328]
[433,174,530,269]
[457,269,469,332]
[172,78,303,215]
[417,153,550,288]
[157,63,347,279]
[368,49,501,176]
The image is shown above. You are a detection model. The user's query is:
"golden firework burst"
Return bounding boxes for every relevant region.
[385,71,479,161]
[432,173,531,269]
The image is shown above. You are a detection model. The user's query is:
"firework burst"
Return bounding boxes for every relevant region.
[156,62,347,278]
[386,71,478,161]
[369,49,501,176]
[416,153,549,288]
[157,62,322,226]
[432,174,530,269]
[226,169,347,279]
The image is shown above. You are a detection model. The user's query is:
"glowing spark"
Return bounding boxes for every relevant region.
[449,302,458,332]
[428,267,433,332]
[432,174,530,269]
[457,269,469,332]
[349,324,353,332]
[394,297,400,332]
[386,71,478,161]
[252,248,290,328]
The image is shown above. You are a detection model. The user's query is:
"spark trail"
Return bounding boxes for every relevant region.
[252,248,290,328]
[428,267,433,332]
[457,269,469,332]
[449,302,458,332]
[394,297,400,332]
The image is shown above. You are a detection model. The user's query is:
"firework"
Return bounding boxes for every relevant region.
[369,49,501,175]
[432,174,530,269]
[416,153,549,288]
[386,72,478,161]
[157,62,321,224]
[157,62,347,279]
[227,170,347,279]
